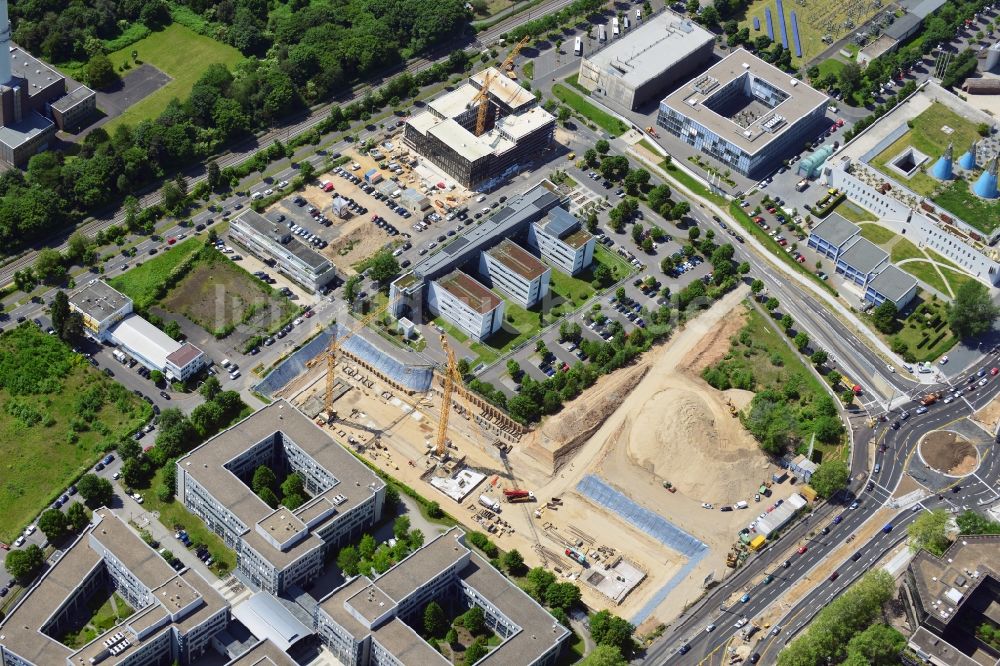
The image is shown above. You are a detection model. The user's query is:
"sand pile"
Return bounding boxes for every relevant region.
[627,386,770,503]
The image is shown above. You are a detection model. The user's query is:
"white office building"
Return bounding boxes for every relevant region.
[479,239,550,308]
[68,279,133,342]
[427,270,504,341]
[230,210,338,292]
[529,207,596,275]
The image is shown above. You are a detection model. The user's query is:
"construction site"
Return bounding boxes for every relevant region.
[262,282,802,628]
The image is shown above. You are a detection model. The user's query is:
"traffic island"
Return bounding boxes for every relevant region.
[917,430,979,477]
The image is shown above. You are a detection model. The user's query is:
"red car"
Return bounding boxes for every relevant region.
[798,545,808,554]
[767,207,777,214]
[323,182,335,192]
[753,216,765,224]
[305,310,315,318]
[777,239,788,246]
[797,255,806,263]
[991,367,999,376]
[167,237,177,245]
[836,118,845,127]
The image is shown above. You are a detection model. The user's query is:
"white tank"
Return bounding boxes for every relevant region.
[0,0,12,85]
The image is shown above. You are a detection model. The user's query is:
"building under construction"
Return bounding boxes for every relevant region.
[402,67,555,190]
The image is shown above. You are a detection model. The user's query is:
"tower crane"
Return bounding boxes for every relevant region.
[434,333,462,457]
[473,35,531,136]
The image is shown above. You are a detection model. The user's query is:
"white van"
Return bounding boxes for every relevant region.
[221,358,232,368]
[251,192,264,200]
[476,194,487,203]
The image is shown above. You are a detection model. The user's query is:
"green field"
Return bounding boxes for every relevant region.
[932,179,1000,235]
[858,223,895,244]
[892,297,957,363]
[817,58,846,79]
[551,83,628,137]
[105,23,243,131]
[898,260,949,295]
[924,248,960,270]
[109,237,203,309]
[890,237,922,263]
[0,326,151,542]
[832,201,877,224]
[58,591,134,648]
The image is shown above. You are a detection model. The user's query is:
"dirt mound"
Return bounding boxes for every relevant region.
[627,386,770,503]
[520,363,649,473]
[678,306,747,373]
[920,431,978,476]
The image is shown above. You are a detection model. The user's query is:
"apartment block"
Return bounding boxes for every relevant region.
[427,271,505,341]
[529,207,596,275]
[479,238,550,307]
[315,528,570,666]
[176,400,385,596]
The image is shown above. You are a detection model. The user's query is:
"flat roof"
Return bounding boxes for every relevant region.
[838,237,888,274]
[581,10,714,89]
[868,265,917,300]
[661,48,828,156]
[375,528,470,602]
[809,213,860,248]
[885,12,923,39]
[900,0,947,18]
[427,117,495,162]
[372,619,451,665]
[492,106,553,141]
[908,627,983,666]
[562,228,593,249]
[9,45,64,96]
[318,578,373,640]
[345,583,397,624]
[70,279,132,322]
[231,592,311,652]
[0,111,54,149]
[486,239,548,280]
[178,400,382,570]
[428,83,480,119]
[111,315,183,370]
[51,84,95,112]
[233,210,331,271]
[471,67,536,111]
[225,639,298,666]
[538,208,593,249]
[910,535,1000,628]
[436,270,503,315]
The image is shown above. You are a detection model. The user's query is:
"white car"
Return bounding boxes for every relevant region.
[734,618,748,629]
[229,370,241,380]
[293,318,303,326]
[886,365,895,373]
[251,192,264,200]
[25,525,36,536]
[706,624,716,632]
[943,396,955,404]
[132,493,144,504]
[940,355,949,364]
[264,188,274,196]
[701,503,713,509]
[277,181,288,188]
[113,471,120,480]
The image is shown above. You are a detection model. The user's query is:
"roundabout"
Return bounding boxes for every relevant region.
[917,430,980,477]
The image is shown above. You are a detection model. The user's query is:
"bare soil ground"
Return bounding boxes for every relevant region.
[972,395,1000,433]
[919,431,978,476]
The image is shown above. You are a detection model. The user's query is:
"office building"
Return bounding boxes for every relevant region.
[578,10,714,110]
[70,280,207,381]
[177,400,386,595]
[529,207,596,275]
[479,238,550,307]
[656,49,828,177]
[315,527,570,666]
[230,210,338,292]
[403,67,555,191]
[865,264,918,309]
[428,270,505,341]
[807,213,862,260]
[0,0,96,165]
[0,509,229,666]
[835,237,888,287]
[901,535,1000,666]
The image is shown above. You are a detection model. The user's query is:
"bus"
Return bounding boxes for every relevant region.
[574,36,582,55]
[598,24,606,42]
[612,16,620,37]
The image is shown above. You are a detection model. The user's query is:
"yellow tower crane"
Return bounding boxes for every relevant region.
[434,333,463,457]
[473,36,531,136]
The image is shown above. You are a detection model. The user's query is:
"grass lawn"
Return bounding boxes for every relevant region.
[522,61,534,80]
[138,465,237,576]
[832,201,877,224]
[939,266,977,295]
[818,59,846,79]
[546,264,596,310]
[899,260,949,295]
[0,326,151,542]
[551,83,628,137]
[57,590,135,648]
[932,178,1000,235]
[594,244,634,281]
[892,296,957,363]
[890,237,922,263]
[104,23,243,131]
[858,223,896,244]
[109,237,203,309]
[923,248,960,270]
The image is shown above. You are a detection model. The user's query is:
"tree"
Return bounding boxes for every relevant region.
[463,606,486,635]
[546,581,582,610]
[647,184,671,213]
[589,610,637,657]
[426,500,444,519]
[584,148,598,166]
[765,297,779,312]
[424,600,446,636]
[810,460,849,497]
[77,473,113,507]
[207,161,223,191]
[359,533,377,559]
[871,301,898,333]
[580,645,627,666]
[50,290,70,339]
[794,331,810,352]
[671,201,690,220]
[623,168,650,195]
[698,4,719,25]
[35,248,65,284]
[811,349,828,366]
[337,545,360,576]
[161,181,185,213]
[150,370,165,385]
[258,487,279,508]
[600,155,631,181]
[38,508,69,541]
[595,139,610,155]
[364,249,400,285]
[83,53,118,89]
[526,566,557,601]
[844,624,907,665]
[393,515,411,540]
[445,627,458,645]
[750,279,764,295]
[121,457,149,488]
[558,106,572,124]
[464,637,488,665]
[5,544,44,580]
[956,509,1000,534]
[837,62,863,98]
[66,501,90,532]
[252,465,276,495]
[281,473,305,500]
[506,359,521,379]
[501,548,526,574]
[949,280,1000,339]
[456,359,470,378]
[909,509,951,555]
[200,376,222,400]
[780,314,794,331]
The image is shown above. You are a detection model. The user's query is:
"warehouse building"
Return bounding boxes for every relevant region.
[428,270,505,341]
[70,280,207,381]
[577,10,714,110]
[230,210,338,292]
[529,207,596,275]
[403,67,555,190]
[751,493,807,537]
[0,509,230,666]
[479,238,550,307]
[177,400,386,596]
[315,528,570,666]
[656,49,828,178]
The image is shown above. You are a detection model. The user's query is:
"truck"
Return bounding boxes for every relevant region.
[921,393,938,406]
[741,624,759,641]
[574,36,582,56]
[565,548,587,565]
[612,16,620,37]
[795,179,809,191]
[598,24,606,42]
[112,349,127,363]
[479,495,501,512]
[503,488,536,502]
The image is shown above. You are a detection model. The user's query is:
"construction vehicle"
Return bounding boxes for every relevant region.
[741,621,760,641]
[503,488,535,502]
[474,36,530,136]
[479,494,501,511]
[565,548,587,565]
[644,126,659,139]
[726,399,738,417]
[921,392,938,406]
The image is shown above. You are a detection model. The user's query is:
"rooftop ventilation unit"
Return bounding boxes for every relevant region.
[742,62,750,69]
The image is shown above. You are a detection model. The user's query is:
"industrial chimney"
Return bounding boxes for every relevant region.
[0,0,12,86]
